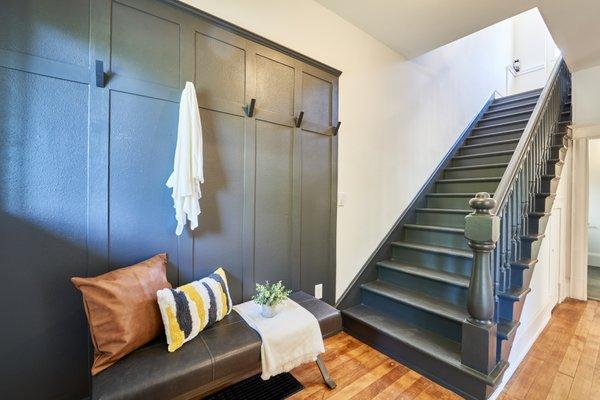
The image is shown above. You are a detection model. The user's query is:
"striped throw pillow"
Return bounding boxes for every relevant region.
[157,267,233,352]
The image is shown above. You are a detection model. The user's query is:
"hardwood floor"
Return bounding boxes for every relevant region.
[290,299,599,399]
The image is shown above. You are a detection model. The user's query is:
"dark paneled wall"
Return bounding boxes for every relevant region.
[0,0,338,398]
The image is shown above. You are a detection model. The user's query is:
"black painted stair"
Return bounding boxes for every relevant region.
[339,86,571,400]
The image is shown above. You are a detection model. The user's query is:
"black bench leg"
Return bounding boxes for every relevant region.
[316,355,336,389]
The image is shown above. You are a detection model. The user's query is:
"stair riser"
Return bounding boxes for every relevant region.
[528,214,550,235]
[520,239,543,260]
[478,113,532,127]
[416,212,467,228]
[459,142,518,156]
[378,266,468,306]
[451,153,513,167]
[361,289,463,342]
[436,180,500,193]
[546,161,563,177]
[391,245,472,276]
[403,228,470,251]
[426,196,472,209]
[472,121,528,135]
[534,195,556,212]
[510,266,526,288]
[552,134,566,146]
[466,131,522,145]
[499,298,521,321]
[550,146,567,161]
[498,337,514,364]
[484,105,535,119]
[538,178,560,194]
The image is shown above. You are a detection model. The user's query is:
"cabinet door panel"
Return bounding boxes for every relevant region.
[301,71,334,134]
[254,121,294,288]
[192,109,245,303]
[108,91,180,284]
[300,132,332,297]
[194,30,246,116]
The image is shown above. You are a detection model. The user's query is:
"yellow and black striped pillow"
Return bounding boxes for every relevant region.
[157,267,232,352]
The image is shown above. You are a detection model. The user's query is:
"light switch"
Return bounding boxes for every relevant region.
[338,192,346,207]
[315,284,323,299]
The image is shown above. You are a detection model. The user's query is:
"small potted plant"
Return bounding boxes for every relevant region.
[252,281,292,318]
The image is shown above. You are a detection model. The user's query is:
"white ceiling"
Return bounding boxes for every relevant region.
[315,0,600,71]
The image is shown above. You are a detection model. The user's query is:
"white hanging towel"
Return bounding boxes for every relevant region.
[166,81,204,236]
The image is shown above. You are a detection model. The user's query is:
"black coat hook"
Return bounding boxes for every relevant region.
[243,98,256,117]
[95,60,105,88]
[333,121,341,136]
[295,111,304,128]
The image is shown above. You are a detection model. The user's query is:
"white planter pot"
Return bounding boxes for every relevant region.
[261,304,277,318]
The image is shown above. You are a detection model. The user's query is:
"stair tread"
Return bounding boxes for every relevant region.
[498,319,521,340]
[486,101,536,114]
[343,304,462,363]
[499,286,531,300]
[492,91,541,105]
[391,241,472,259]
[415,208,471,214]
[438,176,502,183]
[403,223,465,234]
[454,150,513,159]
[479,110,532,122]
[343,305,510,385]
[461,139,520,149]
[512,258,538,269]
[445,163,508,171]
[529,211,550,217]
[467,128,523,140]
[378,260,469,288]
[473,119,530,130]
[523,233,545,241]
[361,281,468,323]
[426,192,495,197]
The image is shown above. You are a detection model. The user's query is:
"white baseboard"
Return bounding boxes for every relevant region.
[589,252,600,267]
[488,300,554,400]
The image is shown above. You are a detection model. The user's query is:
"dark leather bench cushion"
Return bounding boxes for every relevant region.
[92,292,341,400]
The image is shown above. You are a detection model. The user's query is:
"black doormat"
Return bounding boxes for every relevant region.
[205,373,304,400]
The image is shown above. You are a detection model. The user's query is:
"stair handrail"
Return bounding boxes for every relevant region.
[492,56,565,215]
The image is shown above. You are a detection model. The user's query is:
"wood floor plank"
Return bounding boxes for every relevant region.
[291,300,595,400]
[545,372,573,400]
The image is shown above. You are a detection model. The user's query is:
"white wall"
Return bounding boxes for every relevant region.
[589,139,600,267]
[573,65,600,125]
[508,8,558,95]
[491,142,572,399]
[180,0,513,299]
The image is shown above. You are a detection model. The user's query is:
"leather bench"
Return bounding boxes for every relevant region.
[92,292,342,400]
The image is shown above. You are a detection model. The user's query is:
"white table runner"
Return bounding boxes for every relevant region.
[234,298,325,380]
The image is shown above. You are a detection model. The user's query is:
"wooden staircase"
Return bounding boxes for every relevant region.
[337,59,571,400]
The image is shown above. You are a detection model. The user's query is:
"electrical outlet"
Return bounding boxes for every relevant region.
[315,284,323,299]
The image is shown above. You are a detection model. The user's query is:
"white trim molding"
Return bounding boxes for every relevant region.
[570,124,600,300]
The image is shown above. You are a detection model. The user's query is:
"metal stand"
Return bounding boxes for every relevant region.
[315,355,336,389]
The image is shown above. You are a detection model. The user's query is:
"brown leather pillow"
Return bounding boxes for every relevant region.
[71,253,171,375]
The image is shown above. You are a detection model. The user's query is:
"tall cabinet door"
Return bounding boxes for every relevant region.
[244,44,300,299]
[191,20,248,304]
[298,65,338,304]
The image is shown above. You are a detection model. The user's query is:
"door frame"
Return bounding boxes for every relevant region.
[569,124,600,300]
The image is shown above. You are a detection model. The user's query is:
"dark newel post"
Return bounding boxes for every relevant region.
[461,192,500,374]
